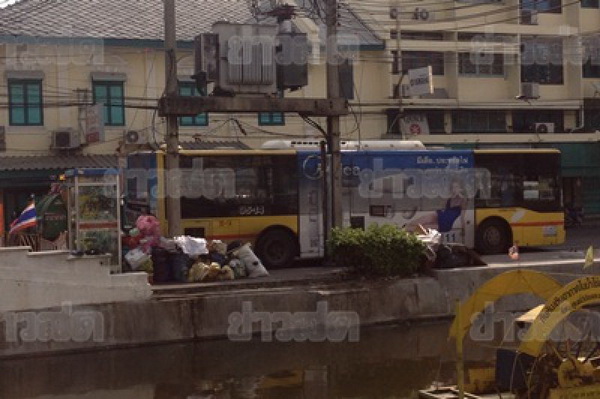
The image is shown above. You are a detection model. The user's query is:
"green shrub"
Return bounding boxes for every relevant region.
[327,224,426,277]
[327,226,370,273]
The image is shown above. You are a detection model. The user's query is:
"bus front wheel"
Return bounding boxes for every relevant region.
[476,219,511,255]
[255,229,298,269]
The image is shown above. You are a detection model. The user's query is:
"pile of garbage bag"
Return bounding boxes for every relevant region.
[415,225,486,270]
[123,215,269,284]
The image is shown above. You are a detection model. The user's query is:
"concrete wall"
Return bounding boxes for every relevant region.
[0,259,595,359]
[0,247,151,313]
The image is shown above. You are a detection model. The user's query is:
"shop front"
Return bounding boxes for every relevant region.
[0,155,118,240]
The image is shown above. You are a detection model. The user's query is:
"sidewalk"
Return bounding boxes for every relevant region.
[152,217,600,297]
[554,218,600,251]
[481,249,597,269]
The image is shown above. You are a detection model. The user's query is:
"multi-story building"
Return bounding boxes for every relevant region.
[0,0,599,232]
[348,0,600,214]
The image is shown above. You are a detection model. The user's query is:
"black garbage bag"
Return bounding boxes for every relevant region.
[170,251,192,283]
[152,247,171,283]
[435,244,486,269]
[434,245,454,269]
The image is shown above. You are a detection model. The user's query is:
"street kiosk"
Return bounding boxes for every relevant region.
[65,168,121,273]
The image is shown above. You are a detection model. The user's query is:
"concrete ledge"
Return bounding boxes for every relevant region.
[0,247,151,313]
[0,247,31,253]
[28,250,70,257]
[0,254,597,359]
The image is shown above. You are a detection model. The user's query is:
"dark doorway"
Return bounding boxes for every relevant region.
[563,177,583,210]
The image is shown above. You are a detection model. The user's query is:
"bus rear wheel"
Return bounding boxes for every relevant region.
[476,219,511,255]
[255,229,298,269]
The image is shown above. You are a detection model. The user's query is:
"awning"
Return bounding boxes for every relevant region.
[0,154,118,172]
[0,154,119,188]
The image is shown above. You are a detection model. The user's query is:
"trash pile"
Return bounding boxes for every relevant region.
[123,215,269,284]
[416,225,486,270]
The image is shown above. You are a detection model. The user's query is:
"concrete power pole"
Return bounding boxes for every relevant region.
[326,0,343,229]
[164,0,182,237]
[394,1,405,140]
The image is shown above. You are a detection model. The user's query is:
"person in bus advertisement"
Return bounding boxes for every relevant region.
[405,177,468,239]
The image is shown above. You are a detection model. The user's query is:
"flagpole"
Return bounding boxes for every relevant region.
[456,300,465,399]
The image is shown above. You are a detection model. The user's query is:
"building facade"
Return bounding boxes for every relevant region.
[1,0,600,223]
[348,0,600,213]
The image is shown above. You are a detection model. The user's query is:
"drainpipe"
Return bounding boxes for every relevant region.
[571,105,585,132]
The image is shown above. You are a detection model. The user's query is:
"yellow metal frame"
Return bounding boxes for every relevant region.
[549,385,600,399]
[449,270,563,343]
[519,275,600,357]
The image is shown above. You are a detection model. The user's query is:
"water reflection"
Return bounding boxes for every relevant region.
[0,321,494,399]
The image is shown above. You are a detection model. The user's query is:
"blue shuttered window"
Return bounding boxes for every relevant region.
[258,112,285,126]
[93,81,125,126]
[178,82,208,126]
[9,79,43,126]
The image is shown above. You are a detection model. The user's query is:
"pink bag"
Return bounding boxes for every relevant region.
[136,215,161,251]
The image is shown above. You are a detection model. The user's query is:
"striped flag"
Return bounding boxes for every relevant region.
[584,246,595,269]
[9,202,37,235]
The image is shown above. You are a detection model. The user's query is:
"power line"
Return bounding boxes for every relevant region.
[343,0,580,32]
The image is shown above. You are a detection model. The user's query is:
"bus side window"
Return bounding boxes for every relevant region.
[500,174,517,207]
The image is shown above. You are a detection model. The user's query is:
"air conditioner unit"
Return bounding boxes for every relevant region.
[520,9,538,25]
[521,82,540,99]
[535,123,555,134]
[51,129,80,150]
[413,7,431,21]
[124,130,148,145]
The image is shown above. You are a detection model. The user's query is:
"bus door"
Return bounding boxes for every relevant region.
[297,151,325,258]
[343,152,365,229]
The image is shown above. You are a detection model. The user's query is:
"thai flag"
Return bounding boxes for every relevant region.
[9,202,37,235]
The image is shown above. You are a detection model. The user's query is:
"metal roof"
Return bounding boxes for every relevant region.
[0,154,118,172]
[0,0,252,41]
[0,0,383,48]
[180,141,251,150]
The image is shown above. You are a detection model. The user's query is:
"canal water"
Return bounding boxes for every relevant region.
[0,321,495,399]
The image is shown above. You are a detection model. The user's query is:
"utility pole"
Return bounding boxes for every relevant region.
[326,0,343,229]
[164,0,182,237]
[394,1,405,140]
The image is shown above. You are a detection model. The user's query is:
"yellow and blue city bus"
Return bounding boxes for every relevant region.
[125,143,564,268]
